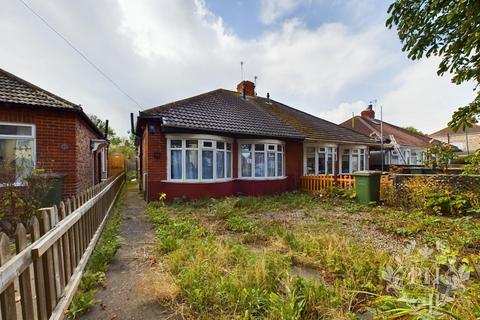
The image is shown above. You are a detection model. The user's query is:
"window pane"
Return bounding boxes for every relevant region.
[0,139,35,181]
[278,145,283,152]
[306,153,315,174]
[0,124,32,136]
[255,144,265,151]
[226,151,232,177]
[352,154,359,172]
[203,141,213,148]
[226,143,232,151]
[327,154,334,175]
[267,145,275,151]
[277,153,283,176]
[241,144,252,177]
[216,151,225,178]
[255,152,265,177]
[171,140,182,148]
[186,150,198,179]
[318,153,326,174]
[217,141,225,150]
[202,150,213,179]
[186,140,198,148]
[360,154,365,171]
[267,152,275,176]
[171,150,182,179]
[342,154,350,174]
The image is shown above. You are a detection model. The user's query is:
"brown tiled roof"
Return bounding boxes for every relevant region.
[340,116,434,148]
[254,97,376,145]
[141,90,376,144]
[430,125,480,137]
[140,89,304,140]
[0,68,104,137]
[0,68,80,110]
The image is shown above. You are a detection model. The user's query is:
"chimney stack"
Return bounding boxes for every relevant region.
[236,80,255,98]
[361,104,375,119]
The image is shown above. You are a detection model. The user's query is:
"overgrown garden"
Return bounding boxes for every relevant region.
[146,191,480,319]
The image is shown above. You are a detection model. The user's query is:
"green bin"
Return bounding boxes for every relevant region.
[41,173,65,207]
[353,171,381,205]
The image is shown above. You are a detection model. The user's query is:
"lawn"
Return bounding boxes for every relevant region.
[145,192,480,319]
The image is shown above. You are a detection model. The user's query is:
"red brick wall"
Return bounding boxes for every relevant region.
[75,117,98,193]
[140,120,305,201]
[0,105,100,198]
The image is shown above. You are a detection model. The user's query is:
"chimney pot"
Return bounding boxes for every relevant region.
[267,92,270,103]
[361,104,375,119]
[236,80,255,97]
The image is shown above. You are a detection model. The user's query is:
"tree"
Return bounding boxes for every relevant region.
[88,114,120,144]
[424,143,456,173]
[403,126,426,136]
[386,1,480,131]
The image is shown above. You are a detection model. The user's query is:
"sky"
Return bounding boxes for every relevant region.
[1,0,476,136]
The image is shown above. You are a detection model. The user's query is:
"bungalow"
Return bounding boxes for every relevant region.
[136,80,376,201]
[340,105,433,168]
[430,125,480,156]
[0,68,108,198]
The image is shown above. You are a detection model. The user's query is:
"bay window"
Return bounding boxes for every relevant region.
[340,148,367,174]
[304,145,336,175]
[239,141,285,179]
[168,136,232,182]
[0,122,35,183]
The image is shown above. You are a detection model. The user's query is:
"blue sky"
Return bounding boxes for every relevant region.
[0,0,475,135]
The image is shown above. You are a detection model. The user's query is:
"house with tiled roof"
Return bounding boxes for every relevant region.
[0,68,108,198]
[430,125,480,156]
[136,80,377,201]
[340,105,434,168]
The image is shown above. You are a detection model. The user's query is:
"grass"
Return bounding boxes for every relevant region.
[66,184,126,319]
[147,192,480,319]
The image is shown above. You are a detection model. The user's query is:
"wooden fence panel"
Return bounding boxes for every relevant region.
[15,224,35,320]
[0,233,17,320]
[0,173,125,320]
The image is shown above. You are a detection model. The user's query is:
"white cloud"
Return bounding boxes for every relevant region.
[380,58,475,134]
[321,58,476,134]
[0,0,473,138]
[259,0,304,25]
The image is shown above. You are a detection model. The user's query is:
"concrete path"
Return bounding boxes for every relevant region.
[82,185,174,320]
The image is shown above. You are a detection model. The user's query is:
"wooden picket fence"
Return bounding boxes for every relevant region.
[300,175,354,192]
[0,173,125,320]
[301,174,393,200]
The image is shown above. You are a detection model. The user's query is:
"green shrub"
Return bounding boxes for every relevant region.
[424,191,472,216]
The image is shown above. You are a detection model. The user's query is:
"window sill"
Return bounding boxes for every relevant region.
[236,176,288,181]
[162,178,233,184]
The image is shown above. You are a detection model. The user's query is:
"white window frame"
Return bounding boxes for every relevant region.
[238,139,286,180]
[0,122,36,185]
[165,134,233,183]
[303,144,337,176]
[339,146,368,174]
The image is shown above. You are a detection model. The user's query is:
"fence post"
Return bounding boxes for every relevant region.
[0,233,17,320]
[15,223,35,320]
[31,216,48,320]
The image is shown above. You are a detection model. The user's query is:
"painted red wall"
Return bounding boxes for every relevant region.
[139,121,304,201]
[0,105,101,198]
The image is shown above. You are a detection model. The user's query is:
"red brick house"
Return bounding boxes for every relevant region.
[136,81,376,201]
[0,68,108,198]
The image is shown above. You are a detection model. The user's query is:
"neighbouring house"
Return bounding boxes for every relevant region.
[136,80,376,201]
[340,105,434,168]
[0,68,108,198]
[430,125,480,156]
